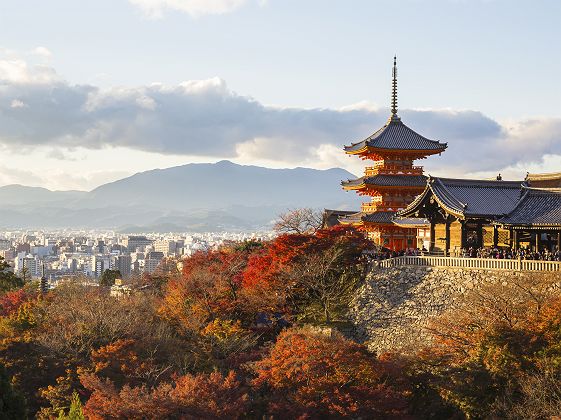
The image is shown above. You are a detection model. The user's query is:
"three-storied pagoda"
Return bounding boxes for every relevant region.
[339,58,447,250]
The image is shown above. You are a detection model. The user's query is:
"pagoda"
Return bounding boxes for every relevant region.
[339,57,447,250]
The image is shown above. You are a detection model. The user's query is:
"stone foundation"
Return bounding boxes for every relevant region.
[349,266,560,354]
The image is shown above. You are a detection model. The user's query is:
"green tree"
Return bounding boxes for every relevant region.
[0,363,27,419]
[57,391,85,420]
[0,256,24,293]
[99,269,121,287]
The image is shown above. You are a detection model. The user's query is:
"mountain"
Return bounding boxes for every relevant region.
[0,161,361,230]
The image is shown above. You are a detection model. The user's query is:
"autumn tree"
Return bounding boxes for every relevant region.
[160,249,252,332]
[81,370,250,419]
[252,326,411,419]
[414,273,561,418]
[242,226,371,324]
[273,208,323,235]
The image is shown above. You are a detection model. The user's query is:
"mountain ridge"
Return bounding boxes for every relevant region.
[0,161,361,230]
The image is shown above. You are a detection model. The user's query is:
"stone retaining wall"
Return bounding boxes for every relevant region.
[349,266,560,354]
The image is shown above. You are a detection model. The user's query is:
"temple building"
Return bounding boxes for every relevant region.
[338,57,447,250]
[395,177,561,255]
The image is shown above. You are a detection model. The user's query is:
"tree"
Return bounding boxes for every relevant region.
[0,256,24,293]
[273,208,323,235]
[0,363,27,419]
[81,370,250,419]
[99,269,121,287]
[242,226,371,323]
[252,326,411,419]
[414,273,561,418]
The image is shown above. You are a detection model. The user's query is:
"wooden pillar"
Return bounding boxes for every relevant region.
[513,230,519,251]
[477,223,483,248]
[429,220,436,253]
[557,231,561,251]
[460,220,467,249]
[445,218,451,257]
[493,225,499,248]
[535,232,540,252]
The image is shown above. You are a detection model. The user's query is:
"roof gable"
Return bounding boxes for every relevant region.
[397,177,525,219]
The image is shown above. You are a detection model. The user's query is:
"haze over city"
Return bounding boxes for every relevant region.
[0,0,560,191]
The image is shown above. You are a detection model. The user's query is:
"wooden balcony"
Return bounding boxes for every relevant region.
[365,165,424,176]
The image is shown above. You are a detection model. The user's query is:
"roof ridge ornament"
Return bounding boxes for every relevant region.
[390,55,400,122]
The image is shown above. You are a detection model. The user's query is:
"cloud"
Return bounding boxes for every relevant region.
[32,47,53,60]
[0,53,560,182]
[0,50,60,84]
[128,0,249,18]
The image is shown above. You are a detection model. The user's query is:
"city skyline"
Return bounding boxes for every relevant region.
[0,0,560,190]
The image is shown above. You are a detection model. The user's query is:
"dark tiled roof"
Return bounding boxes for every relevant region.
[398,177,525,219]
[498,188,561,227]
[322,209,358,228]
[344,117,447,153]
[338,211,395,225]
[392,217,430,228]
[342,174,427,188]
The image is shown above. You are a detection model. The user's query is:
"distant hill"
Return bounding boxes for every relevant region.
[0,161,361,230]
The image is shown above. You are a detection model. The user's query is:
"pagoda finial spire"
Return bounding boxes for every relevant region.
[391,55,399,120]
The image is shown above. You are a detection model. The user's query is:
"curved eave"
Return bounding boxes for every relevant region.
[397,182,466,219]
[338,218,364,227]
[363,220,397,227]
[344,145,446,157]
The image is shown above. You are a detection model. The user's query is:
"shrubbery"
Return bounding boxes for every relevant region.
[1,225,560,418]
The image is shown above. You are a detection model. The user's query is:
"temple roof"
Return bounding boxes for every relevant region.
[342,174,427,188]
[339,210,395,225]
[392,217,430,228]
[527,171,561,188]
[497,188,561,228]
[322,209,357,228]
[398,177,525,219]
[344,118,447,154]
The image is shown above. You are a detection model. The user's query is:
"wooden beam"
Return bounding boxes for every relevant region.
[429,220,436,253]
[445,218,451,257]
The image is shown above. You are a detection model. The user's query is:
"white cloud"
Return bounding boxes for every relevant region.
[0,50,60,84]
[0,52,560,188]
[32,46,53,60]
[10,99,26,109]
[128,0,249,18]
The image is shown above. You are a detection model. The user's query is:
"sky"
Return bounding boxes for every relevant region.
[0,0,560,190]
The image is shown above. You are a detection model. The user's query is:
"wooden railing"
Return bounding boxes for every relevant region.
[374,256,561,272]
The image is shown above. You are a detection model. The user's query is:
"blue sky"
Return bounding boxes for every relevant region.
[0,0,560,190]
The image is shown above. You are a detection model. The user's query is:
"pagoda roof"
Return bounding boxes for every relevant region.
[342,174,427,189]
[344,117,447,155]
[497,188,561,229]
[339,211,395,225]
[392,217,430,228]
[398,177,525,219]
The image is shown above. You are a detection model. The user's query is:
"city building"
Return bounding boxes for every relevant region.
[117,254,132,278]
[144,251,164,274]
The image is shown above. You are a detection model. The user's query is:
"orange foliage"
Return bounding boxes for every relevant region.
[252,327,411,418]
[0,288,37,317]
[159,249,250,332]
[82,370,249,419]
